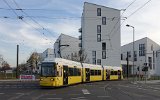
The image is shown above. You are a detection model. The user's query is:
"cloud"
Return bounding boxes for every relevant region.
[45,19,81,38]
[0,19,56,66]
[121,0,160,45]
[1,0,160,66]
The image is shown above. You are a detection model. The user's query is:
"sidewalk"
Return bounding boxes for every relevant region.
[137,80,160,84]
[130,80,160,84]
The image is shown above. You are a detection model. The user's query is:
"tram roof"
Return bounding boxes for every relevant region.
[103,66,122,70]
[82,63,102,69]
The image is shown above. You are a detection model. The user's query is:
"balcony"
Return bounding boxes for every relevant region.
[79,43,82,47]
[79,35,82,40]
[78,28,82,33]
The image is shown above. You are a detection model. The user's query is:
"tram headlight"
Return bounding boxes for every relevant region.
[40,78,43,81]
[50,78,54,81]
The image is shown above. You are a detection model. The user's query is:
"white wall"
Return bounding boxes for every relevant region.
[41,48,54,61]
[82,2,120,66]
[156,50,160,75]
[54,34,80,59]
[121,37,160,76]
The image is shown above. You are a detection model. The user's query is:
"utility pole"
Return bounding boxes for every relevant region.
[145,48,147,83]
[126,52,129,79]
[126,24,135,82]
[16,45,19,79]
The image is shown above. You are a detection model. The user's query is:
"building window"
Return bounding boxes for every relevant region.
[148,57,152,69]
[97,34,101,42]
[156,51,158,57]
[134,51,137,61]
[92,58,96,65]
[92,51,96,64]
[97,8,101,16]
[102,42,106,50]
[139,44,145,56]
[121,54,123,60]
[102,17,106,25]
[46,53,48,58]
[92,51,96,58]
[97,25,101,33]
[128,51,131,57]
[102,51,106,59]
[97,59,101,65]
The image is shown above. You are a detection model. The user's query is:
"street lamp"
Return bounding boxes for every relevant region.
[126,24,135,82]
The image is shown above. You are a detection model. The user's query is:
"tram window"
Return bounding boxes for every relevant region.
[98,70,101,75]
[114,71,118,75]
[69,68,74,76]
[95,70,98,75]
[41,63,56,77]
[74,68,78,76]
[91,70,94,75]
[69,68,81,76]
[77,69,81,76]
[118,71,121,75]
[111,71,114,75]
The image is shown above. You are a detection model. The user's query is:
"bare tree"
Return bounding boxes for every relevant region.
[63,49,88,63]
[0,55,11,72]
[79,49,88,63]
[18,63,28,73]
[0,55,3,68]
[1,61,11,71]
[27,52,42,73]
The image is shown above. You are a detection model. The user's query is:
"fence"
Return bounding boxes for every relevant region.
[148,76,160,80]
[0,72,16,79]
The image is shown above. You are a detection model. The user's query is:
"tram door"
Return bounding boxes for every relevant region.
[63,65,68,85]
[106,70,110,80]
[118,70,121,79]
[85,68,90,82]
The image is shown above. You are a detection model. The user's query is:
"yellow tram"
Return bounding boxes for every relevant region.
[40,58,123,87]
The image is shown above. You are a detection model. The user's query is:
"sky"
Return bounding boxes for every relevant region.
[0,0,160,67]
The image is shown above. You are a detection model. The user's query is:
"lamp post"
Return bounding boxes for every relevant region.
[126,24,135,82]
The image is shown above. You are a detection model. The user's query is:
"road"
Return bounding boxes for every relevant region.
[0,80,160,100]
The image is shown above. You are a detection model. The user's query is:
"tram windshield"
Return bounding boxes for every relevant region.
[41,62,56,77]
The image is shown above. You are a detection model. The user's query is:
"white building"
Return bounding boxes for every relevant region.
[34,48,54,73]
[54,34,80,60]
[121,37,160,77]
[156,50,160,75]
[41,48,54,61]
[80,2,121,66]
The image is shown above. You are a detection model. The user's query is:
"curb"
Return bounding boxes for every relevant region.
[130,80,160,84]
[0,79,39,82]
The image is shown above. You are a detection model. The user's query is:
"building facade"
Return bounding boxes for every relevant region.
[41,48,54,61]
[54,34,80,60]
[80,2,121,66]
[156,50,160,75]
[121,37,160,77]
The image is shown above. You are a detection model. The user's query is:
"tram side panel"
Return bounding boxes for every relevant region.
[68,67,82,85]
[90,69,103,81]
[110,70,118,80]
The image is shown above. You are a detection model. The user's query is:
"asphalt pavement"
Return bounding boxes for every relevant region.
[0,80,160,100]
